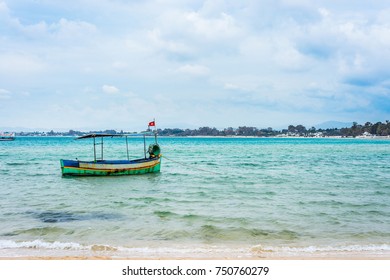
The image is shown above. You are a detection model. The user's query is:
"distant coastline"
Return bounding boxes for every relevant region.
[10,120,390,138]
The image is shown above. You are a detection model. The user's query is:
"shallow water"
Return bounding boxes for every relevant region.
[0,137,389,258]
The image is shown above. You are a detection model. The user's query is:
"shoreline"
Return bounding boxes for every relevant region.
[1,254,390,260]
[187,135,390,139]
[1,245,390,260]
[10,135,390,140]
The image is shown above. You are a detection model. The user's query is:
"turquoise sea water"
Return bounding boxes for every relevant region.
[0,136,389,258]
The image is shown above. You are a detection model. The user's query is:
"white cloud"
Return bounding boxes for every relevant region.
[112,61,128,70]
[318,7,330,18]
[273,40,313,71]
[0,53,46,76]
[0,88,11,99]
[176,64,210,76]
[102,85,119,94]
[48,18,97,41]
[147,28,193,55]
[0,0,9,14]
[184,11,240,39]
[0,1,97,43]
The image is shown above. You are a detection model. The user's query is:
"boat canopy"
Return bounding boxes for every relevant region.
[76,133,122,140]
[75,131,158,161]
[76,131,156,140]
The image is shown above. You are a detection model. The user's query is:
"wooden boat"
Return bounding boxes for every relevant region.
[60,131,161,176]
[0,132,15,141]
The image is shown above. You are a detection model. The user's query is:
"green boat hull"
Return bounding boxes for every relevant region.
[60,157,161,176]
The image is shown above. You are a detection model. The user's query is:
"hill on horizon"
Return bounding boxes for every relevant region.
[314,121,353,130]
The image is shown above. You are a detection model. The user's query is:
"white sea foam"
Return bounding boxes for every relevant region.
[2,239,390,254]
[0,239,253,258]
[0,239,89,250]
[1,239,390,259]
[252,244,390,255]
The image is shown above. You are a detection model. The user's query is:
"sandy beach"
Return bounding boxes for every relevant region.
[1,246,390,260]
[1,255,389,260]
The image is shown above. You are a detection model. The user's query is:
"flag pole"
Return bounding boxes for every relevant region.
[154,118,158,144]
[143,133,146,159]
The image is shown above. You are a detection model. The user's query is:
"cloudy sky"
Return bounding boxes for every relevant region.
[0,0,389,131]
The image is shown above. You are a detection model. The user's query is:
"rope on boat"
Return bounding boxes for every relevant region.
[162,155,222,175]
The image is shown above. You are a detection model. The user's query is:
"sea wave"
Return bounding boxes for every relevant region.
[0,239,121,252]
[0,239,88,250]
[1,239,389,259]
[251,244,390,254]
[6,162,28,166]
[153,210,178,218]
[25,210,124,223]
[0,239,246,255]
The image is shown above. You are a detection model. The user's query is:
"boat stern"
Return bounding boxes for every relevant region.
[60,159,81,176]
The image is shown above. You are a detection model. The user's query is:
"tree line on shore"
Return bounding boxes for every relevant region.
[157,120,390,137]
[16,120,390,137]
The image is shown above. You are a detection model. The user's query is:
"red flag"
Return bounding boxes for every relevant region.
[148,121,155,127]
